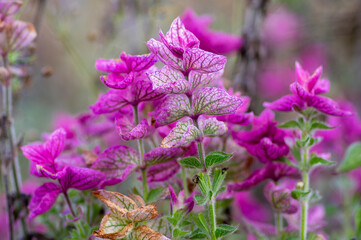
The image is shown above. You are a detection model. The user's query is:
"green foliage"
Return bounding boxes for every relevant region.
[189,229,208,239]
[310,122,334,131]
[67,221,93,240]
[338,142,361,172]
[205,152,232,168]
[215,224,238,238]
[278,120,301,129]
[146,187,164,203]
[309,155,335,167]
[179,157,202,169]
[355,206,361,238]
[291,189,311,201]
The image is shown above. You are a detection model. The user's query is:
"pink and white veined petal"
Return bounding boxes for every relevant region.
[120,52,158,72]
[92,145,139,185]
[145,160,180,183]
[95,58,128,73]
[44,128,66,160]
[188,70,223,92]
[308,95,353,116]
[161,117,200,148]
[90,89,129,114]
[183,48,226,74]
[153,94,191,126]
[147,39,183,71]
[144,147,184,166]
[115,118,150,141]
[198,116,227,137]
[263,94,305,112]
[192,87,243,116]
[57,166,105,191]
[147,66,189,94]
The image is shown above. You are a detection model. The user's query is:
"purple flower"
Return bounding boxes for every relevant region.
[0,20,36,55]
[154,87,243,126]
[232,109,289,163]
[115,115,152,141]
[144,160,180,183]
[90,78,164,115]
[21,129,105,218]
[168,185,195,214]
[95,52,157,89]
[0,0,22,21]
[264,62,352,116]
[315,100,361,157]
[147,17,226,75]
[181,9,242,55]
[91,145,139,187]
[264,179,298,214]
[228,162,299,191]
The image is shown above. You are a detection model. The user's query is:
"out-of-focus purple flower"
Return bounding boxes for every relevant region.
[21,129,105,218]
[145,160,180,182]
[264,62,352,116]
[90,78,164,115]
[181,9,242,55]
[258,64,294,100]
[232,109,289,163]
[77,112,114,136]
[95,52,157,89]
[154,87,243,126]
[262,7,301,47]
[0,0,22,21]
[264,179,298,214]
[233,191,275,237]
[228,162,299,191]
[315,100,361,158]
[0,20,36,55]
[284,204,327,232]
[147,17,226,75]
[168,185,195,214]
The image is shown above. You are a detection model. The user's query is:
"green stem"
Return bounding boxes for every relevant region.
[63,189,76,217]
[300,118,310,240]
[209,200,217,240]
[181,167,189,198]
[133,105,148,200]
[193,119,207,172]
[275,212,283,234]
[2,54,27,237]
[142,168,148,200]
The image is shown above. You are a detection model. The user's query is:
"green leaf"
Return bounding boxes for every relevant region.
[189,229,208,239]
[197,173,211,197]
[194,213,209,234]
[179,220,191,227]
[215,224,238,238]
[194,194,207,205]
[179,157,202,169]
[165,216,178,226]
[146,187,164,203]
[338,142,361,172]
[205,152,232,168]
[355,206,361,238]
[173,228,190,238]
[310,122,335,131]
[309,156,335,167]
[278,120,300,129]
[291,190,311,201]
[291,146,301,162]
[212,168,226,193]
[215,186,227,197]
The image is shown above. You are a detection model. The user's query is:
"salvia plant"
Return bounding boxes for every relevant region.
[2,1,361,240]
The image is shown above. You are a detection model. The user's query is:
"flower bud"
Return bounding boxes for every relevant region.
[296,181,304,190]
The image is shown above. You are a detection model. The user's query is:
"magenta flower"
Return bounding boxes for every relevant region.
[228,162,299,191]
[154,87,243,126]
[315,100,361,157]
[182,9,242,55]
[232,109,289,163]
[264,62,352,116]
[115,114,152,141]
[264,179,298,214]
[21,129,105,218]
[95,52,157,89]
[90,78,164,115]
[147,17,226,75]
[168,185,195,214]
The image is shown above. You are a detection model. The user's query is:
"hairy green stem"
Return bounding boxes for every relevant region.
[181,167,189,198]
[275,212,283,234]
[300,118,310,240]
[209,200,217,240]
[133,105,148,200]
